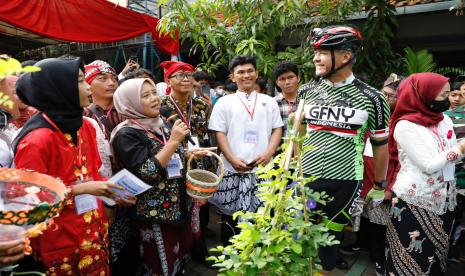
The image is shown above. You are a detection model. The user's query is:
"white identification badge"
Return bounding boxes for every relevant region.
[188,136,200,151]
[75,194,98,215]
[103,140,112,156]
[244,130,259,144]
[443,163,455,182]
[167,158,182,179]
[173,153,183,169]
[243,122,259,144]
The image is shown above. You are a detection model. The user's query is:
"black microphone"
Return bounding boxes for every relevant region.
[160,105,197,146]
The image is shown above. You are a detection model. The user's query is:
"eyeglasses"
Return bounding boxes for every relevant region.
[169,72,194,80]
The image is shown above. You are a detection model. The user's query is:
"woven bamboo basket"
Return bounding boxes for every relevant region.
[186,150,224,199]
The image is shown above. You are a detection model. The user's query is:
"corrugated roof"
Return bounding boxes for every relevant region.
[390,0,448,7]
[307,0,453,17]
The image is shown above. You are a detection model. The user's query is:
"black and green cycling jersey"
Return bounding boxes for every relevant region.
[298,75,390,180]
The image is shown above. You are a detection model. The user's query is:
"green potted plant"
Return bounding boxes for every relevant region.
[208,103,338,276]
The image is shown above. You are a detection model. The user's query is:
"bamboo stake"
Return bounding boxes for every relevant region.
[280,101,305,170]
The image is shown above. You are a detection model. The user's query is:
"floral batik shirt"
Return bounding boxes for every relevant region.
[161,95,211,148]
[112,126,190,224]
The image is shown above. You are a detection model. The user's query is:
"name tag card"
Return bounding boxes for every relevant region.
[167,157,182,179]
[243,122,259,144]
[172,153,183,169]
[104,140,112,156]
[443,163,455,182]
[75,194,98,215]
[244,130,259,144]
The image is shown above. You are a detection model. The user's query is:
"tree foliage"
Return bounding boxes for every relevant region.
[402,47,465,78]
[355,0,403,87]
[158,0,367,83]
[436,66,465,77]
[403,47,436,74]
[0,58,40,79]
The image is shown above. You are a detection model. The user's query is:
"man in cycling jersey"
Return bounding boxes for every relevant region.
[298,26,390,274]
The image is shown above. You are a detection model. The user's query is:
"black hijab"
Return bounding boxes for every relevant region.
[13,58,84,152]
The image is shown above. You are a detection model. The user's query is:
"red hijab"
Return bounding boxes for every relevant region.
[387,72,449,186]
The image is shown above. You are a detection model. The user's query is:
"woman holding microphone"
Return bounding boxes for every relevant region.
[111,78,194,275]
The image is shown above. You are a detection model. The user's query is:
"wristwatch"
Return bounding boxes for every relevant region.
[373,180,387,189]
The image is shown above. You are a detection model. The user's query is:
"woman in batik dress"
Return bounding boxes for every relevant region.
[111,78,193,276]
[386,72,465,275]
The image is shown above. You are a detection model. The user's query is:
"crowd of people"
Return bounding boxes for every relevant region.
[0,24,464,276]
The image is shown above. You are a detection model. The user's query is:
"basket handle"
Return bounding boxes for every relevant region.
[187,149,224,180]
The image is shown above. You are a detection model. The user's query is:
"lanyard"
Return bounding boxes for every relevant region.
[42,113,83,167]
[98,107,113,134]
[169,95,192,129]
[130,119,166,145]
[431,126,445,151]
[237,93,258,121]
[105,107,113,118]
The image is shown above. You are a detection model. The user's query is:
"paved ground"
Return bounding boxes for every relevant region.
[184,207,465,276]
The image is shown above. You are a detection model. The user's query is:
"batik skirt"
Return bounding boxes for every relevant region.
[385,197,453,276]
[209,171,265,216]
[137,221,192,276]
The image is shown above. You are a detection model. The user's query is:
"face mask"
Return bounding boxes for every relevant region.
[428,98,451,113]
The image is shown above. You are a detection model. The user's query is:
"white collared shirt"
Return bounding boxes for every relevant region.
[209,91,284,172]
